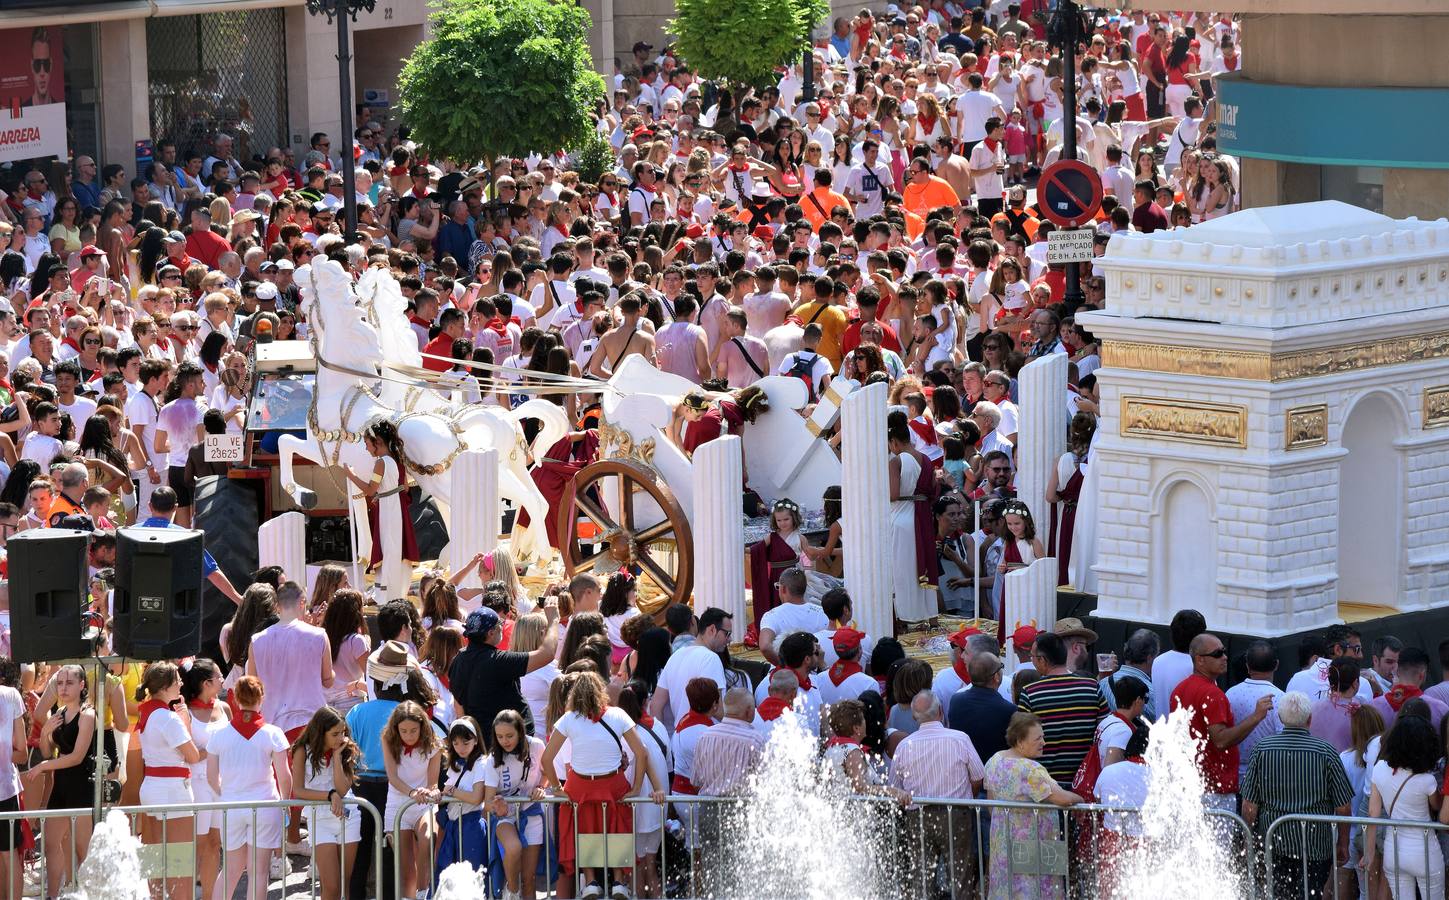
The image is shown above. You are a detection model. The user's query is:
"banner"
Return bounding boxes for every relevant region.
[0,25,66,163]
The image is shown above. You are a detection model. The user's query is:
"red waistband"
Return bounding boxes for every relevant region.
[670,774,699,795]
[144,766,191,778]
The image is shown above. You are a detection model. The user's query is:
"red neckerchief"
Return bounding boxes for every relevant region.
[436,668,450,692]
[769,666,812,692]
[1385,684,1423,712]
[953,654,970,685]
[169,335,189,357]
[232,709,266,740]
[136,698,169,733]
[828,659,863,687]
[600,189,617,207]
[187,700,212,717]
[408,314,432,329]
[675,710,714,731]
[590,704,610,723]
[322,751,333,766]
[825,735,860,748]
[61,336,80,354]
[638,712,656,730]
[908,416,938,446]
[918,113,938,134]
[485,315,510,338]
[757,696,791,721]
[554,223,569,237]
[984,137,1001,153]
[402,740,421,756]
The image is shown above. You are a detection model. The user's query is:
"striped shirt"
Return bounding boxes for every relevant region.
[1241,727,1353,860]
[888,721,985,802]
[1018,672,1108,787]
[692,718,766,796]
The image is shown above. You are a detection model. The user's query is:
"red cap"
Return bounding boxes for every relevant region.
[79,244,102,258]
[1010,624,1042,646]
[685,223,704,239]
[752,225,774,241]
[948,626,983,649]
[832,628,866,651]
[632,127,654,142]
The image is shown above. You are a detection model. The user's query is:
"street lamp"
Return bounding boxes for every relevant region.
[305,0,376,236]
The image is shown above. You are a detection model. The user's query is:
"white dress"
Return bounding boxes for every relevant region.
[778,529,842,604]
[889,452,936,622]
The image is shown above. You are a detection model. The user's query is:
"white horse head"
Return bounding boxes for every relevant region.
[356,266,424,369]
[303,259,385,378]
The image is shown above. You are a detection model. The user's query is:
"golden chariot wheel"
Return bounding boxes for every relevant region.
[557,458,694,609]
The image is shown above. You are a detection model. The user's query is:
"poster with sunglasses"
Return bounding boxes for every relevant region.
[0,26,67,164]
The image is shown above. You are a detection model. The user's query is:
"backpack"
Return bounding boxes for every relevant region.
[786,350,820,402]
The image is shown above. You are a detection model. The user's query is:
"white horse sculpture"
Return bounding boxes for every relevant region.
[280,260,565,582]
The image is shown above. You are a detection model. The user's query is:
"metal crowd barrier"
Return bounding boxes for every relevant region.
[0,797,382,900]
[391,792,1256,900]
[1264,812,1449,900]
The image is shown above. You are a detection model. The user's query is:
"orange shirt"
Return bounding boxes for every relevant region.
[800,187,852,230]
[903,175,960,217]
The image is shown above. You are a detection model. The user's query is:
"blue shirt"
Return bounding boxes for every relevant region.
[138,516,218,577]
[947,684,1016,765]
[1104,665,1155,720]
[346,698,400,779]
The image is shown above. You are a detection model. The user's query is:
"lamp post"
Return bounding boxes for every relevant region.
[1050,0,1085,309]
[305,0,376,236]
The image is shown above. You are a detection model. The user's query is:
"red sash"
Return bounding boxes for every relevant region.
[144,766,190,778]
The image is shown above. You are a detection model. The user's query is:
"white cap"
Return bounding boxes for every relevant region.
[256,282,279,301]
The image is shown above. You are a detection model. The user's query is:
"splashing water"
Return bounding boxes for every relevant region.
[433,860,490,900]
[715,711,893,900]
[1115,709,1247,900]
[61,810,148,900]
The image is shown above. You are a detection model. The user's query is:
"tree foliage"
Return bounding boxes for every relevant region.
[668,0,827,88]
[398,0,606,165]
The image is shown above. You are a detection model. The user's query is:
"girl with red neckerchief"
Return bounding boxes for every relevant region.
[181,659,230,900]
[207,675,292,900]
[289,707,361,900]
[382,700,442,900]
[134,661,205,900]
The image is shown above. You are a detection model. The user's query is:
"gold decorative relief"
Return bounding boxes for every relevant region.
[1424,387,1449,428]
[1285,404,1328,450]
[1104,330,1449,382]
[1120,397,1248,448]
[596,420,657,467]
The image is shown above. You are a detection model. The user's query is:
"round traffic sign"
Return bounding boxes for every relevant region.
[1038,159,1104,228]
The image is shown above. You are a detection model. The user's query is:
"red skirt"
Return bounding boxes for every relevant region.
[1096,828,1140,898]
[1124,93,1147,121]
[558,768,632,869]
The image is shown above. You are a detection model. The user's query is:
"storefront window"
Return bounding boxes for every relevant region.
[64,24,101,165]
[1321,165,1384,215]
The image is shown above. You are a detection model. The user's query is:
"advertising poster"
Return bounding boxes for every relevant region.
[0,25,66,163]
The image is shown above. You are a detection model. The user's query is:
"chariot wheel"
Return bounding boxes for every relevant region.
[558,458,693,608]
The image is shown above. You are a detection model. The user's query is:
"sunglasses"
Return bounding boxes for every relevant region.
[1196,648,1228,659]
[32,58,50,73]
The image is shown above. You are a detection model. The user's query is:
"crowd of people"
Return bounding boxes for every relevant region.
[0,1,1421,899]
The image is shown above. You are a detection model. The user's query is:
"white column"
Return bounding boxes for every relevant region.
[1004,559,1058,667]
[447,449,501,591]
[257,510,306,585]
[692,436,746,642]
[1015,353,1068,537]
[842,381,893,639]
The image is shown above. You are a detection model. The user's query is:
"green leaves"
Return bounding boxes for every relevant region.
[668,0,824,87]
[398,0,606,165]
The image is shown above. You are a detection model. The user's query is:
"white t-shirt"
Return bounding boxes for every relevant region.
[209,721,289,801]
[520,663,558,730]
[759,602,829,643]
[968,140,1006,201]
[655,644,726,730]
[19,432,62,466]
[846,162,894,219]
[1284,659,1374,703]
[624,720,670,833]
[441,759,484,817]
[59,396,97,433]
[158,397,204,468]
[480,735,545,798]
[0,686,23,801]
[776,350,833,397]
[1164,116,1202,170]
[1097,714,1133,765]
[1151,650,1194,712]
[553,707,635,775]
[138,706,192,770]
[1096,760,1149,835]
[125,390,164,467]
[955,90,1003,143]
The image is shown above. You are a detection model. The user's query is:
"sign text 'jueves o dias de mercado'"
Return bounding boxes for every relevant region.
[1215,74,1449,171]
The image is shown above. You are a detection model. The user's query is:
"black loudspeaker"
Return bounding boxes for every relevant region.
[7,529,91,663]
[114,526,204,660]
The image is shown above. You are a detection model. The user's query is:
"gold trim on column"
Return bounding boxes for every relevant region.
[1424,387,1449,429]
[1285,404,1328,450]
[1103,329,1449,382]
[1120,396,1248,448]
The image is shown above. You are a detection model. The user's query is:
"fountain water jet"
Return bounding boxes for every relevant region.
[61,810,148,900]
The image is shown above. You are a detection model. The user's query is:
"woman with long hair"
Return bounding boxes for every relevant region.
[321,588,371,714]
[48,198,82,256]
[342,418,420,568]
[434,717,488,874]
[421,579,465,632]
[221,584,280,690]
[1163,36,1208,118]
[137,226,168,285]
[289,707,360,900]
[480,709,547,900]
[134,661,204,900]
[307,563,348,625]
[420,626,463,728]
[382,701,442,900]
[26,665,96,899]
[1364,713,1443,900]
[600,572,639,665]
[181,659,229,900]
[558,611,607,672]
[540,671,667,897]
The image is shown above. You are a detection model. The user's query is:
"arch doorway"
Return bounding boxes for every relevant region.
[1337,394,1405,609]
[1153,478,1217,623]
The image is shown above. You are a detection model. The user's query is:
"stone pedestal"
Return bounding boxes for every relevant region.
[692,436,746,641]
[258,511,306,586]
[1003,559,1058,677]
[446,449,500,592]
[1015,353,1068,533]
[842,382,893,639]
